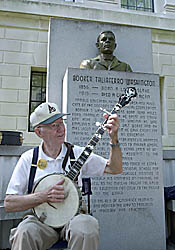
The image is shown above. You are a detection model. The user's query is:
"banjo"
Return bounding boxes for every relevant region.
[32,87,137,228]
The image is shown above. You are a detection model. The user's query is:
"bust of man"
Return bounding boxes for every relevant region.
[80,30,132,72]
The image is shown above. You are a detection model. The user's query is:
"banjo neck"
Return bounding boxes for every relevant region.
[65,87,137,182]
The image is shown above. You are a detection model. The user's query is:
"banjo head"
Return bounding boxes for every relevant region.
[32,173,80,228]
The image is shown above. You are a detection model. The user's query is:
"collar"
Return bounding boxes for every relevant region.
[98,55,121,70]
[100,54,114,61]
[39,142,67,161]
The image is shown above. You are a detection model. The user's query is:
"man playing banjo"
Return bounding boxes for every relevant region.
[4,102,122,250]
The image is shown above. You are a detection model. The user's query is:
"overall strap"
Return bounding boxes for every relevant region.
[62,142,75,171]
[28,146,39,194]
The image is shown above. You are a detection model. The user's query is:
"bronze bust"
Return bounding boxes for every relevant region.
[80,30,132,72]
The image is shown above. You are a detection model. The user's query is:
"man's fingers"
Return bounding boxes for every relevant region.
[56,178,65,185]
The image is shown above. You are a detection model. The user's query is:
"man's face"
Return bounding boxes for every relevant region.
[36,118,66,145]
[97,32,116,54]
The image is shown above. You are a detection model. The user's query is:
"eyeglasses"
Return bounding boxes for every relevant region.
[38,119,66,130]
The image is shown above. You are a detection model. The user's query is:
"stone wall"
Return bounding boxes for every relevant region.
[0,12,48,145]
[152,29,175,149]
[164,0,175,13]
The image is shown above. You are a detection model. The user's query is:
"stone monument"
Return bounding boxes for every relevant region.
[47,18,166,250]
[62,68,166,250]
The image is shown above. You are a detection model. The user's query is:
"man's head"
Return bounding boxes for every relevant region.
[30,102,69,144]
[96,31,117,55]
[30,102,68,128]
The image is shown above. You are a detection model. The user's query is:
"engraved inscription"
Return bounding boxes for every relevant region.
[65,70,162,217]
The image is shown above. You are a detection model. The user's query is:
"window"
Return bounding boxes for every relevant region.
[121,0,154,12]
[29,71,47,131]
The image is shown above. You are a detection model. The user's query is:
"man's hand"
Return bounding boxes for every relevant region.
[104,113,120,142]
[4,178,66,212]
[43,178,65,203]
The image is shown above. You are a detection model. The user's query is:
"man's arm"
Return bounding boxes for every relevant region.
[126,64,132,72]
[80,59,92,69]
[4,178,65,212]
[104,113,123,174]
[105,144,122,174]
[4,193,47,212]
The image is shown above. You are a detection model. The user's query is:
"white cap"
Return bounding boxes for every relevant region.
[30,102,69,128]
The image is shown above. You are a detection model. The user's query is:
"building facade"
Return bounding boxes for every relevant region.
[0,0,175,248]
[0,0,175,149]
